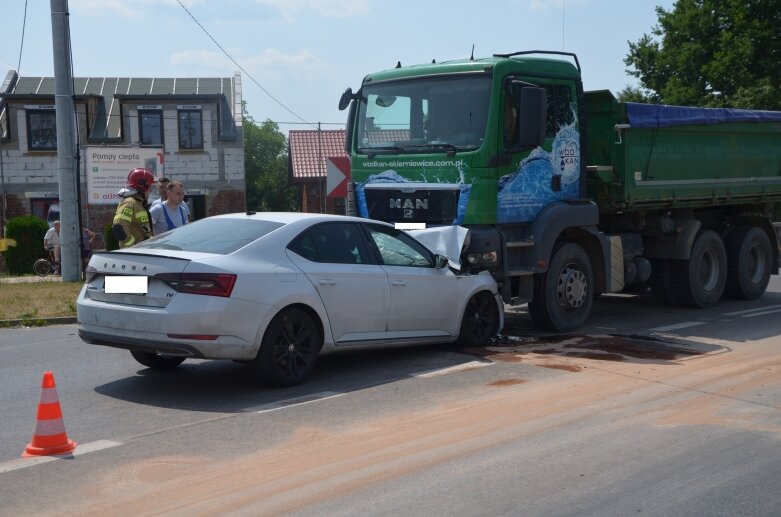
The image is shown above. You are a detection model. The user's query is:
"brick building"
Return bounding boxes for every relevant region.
[0,70,245,241]
[288,129,347,214]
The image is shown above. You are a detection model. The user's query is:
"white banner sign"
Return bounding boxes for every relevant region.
[86,146,164,205]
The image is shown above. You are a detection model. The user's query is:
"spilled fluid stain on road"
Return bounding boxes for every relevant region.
[462,333,715,369]
[486,378,527,387]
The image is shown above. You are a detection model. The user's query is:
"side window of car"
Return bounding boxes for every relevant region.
[366,225,433,267]
[288,231,319,261]
[307,223,369,264]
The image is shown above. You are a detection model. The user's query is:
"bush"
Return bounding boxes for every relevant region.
[3,216,49,275]
[104,222,119,251]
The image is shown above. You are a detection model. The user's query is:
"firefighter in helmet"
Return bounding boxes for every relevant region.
[112,168,156,248]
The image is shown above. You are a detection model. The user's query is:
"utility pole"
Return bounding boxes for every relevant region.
[50,0,80,281]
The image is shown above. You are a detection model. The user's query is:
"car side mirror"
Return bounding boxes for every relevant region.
[434,254,449,269]
[518,86,547,148]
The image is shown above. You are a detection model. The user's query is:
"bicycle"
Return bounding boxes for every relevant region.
[33,249,58,277]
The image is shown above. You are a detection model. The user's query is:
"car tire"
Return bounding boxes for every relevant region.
[254,307,321,387]
[456,291,499,347]
[33,259,53,277]
[725,226,772,300]
[528,242,593,332]
[130,350,185,369]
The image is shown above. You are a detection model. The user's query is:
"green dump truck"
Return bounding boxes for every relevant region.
[339,50,781,332]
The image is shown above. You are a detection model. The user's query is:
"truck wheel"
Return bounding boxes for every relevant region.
[529,242,593,332]
[130,351,185,369]
[670,230,727,308]
[725,226,772,300]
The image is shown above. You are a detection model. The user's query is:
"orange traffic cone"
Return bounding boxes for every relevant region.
[22,371,77,457]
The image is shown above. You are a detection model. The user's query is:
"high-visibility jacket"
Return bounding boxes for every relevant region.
[113,195,153,248]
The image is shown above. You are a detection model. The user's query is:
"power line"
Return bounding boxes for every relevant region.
[17,0,28,72]
[175,0,317,129]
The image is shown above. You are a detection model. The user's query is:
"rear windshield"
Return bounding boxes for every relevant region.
[134,218,284,254]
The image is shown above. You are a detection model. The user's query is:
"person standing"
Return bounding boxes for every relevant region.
[149,176,171,207]
[81,228,100,266]
[112,168,155,248]
[150,180,189,235]
[43,220,61,272]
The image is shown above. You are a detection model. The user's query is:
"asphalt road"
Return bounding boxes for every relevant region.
[1,277,780,516]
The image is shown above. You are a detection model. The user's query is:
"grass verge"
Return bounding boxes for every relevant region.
[0,281,82,322]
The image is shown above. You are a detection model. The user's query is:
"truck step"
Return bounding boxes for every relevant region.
[506,268,535,277]
[506,240,534,249]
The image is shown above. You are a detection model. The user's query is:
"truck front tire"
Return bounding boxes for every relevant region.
[529,242,594,332]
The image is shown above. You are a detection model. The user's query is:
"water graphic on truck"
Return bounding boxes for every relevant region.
[498,118,580,223]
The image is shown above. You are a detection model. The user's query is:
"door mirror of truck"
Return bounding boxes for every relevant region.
[518,87,547,148]
[375,95,397,108]
[339,88,354,111]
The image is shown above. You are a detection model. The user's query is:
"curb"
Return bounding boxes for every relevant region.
[0,276,64,283]
[0,316,77,328]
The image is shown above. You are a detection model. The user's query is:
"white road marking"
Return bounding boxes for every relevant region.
[0,440,122,474]
[649,321,705,332]
[244,391,345,414]
[412,360,493,378]
[738,307,781,318]
[723,304,781,316]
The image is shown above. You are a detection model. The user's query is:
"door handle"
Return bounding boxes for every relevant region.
[318,279,336,286]
[390,280,406,286]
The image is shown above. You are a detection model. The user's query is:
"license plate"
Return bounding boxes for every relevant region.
[104,276,148,294]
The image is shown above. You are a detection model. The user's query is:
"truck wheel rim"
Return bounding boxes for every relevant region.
[557,265,587,311]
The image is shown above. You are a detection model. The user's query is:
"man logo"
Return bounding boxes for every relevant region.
[389,198,428,210]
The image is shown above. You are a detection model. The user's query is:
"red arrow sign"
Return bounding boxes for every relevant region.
[326,156,351,198]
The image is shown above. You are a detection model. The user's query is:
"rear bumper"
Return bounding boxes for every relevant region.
[77,322,259,360]
[78,328,206,358]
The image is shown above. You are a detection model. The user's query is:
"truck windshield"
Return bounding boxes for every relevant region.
[356,74,491,153]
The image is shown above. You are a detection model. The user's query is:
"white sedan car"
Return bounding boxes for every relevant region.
[77,212,503,386]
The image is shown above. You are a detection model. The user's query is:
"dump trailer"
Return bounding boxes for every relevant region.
[339,50,781,332]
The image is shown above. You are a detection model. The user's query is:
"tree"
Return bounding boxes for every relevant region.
[625,0,781,109]
[243,103,299,212]
[615,85,657,104]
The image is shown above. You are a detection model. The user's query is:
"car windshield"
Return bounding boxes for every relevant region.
[134,218,284,254]
[356,74,492,153]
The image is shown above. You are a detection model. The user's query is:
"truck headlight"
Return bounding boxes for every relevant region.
[467,251,498,265]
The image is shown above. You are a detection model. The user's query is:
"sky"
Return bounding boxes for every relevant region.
[1,0,675,134]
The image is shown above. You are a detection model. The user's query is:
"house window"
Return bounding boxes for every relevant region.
[139,110,163,145]
[178,109,202,149]
[0,103,9,142]
[27,109,57,150]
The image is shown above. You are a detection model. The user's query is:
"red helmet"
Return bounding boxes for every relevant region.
[126,168,156,193]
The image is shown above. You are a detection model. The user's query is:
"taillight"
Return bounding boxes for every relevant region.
[155,273,237,297]
[85,265,98,283]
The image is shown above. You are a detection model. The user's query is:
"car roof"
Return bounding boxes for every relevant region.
[210,211,392,227]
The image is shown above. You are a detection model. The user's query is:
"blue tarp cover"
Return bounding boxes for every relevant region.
[626,102,781,128]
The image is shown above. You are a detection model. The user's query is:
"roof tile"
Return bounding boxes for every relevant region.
[289,129,347,179]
